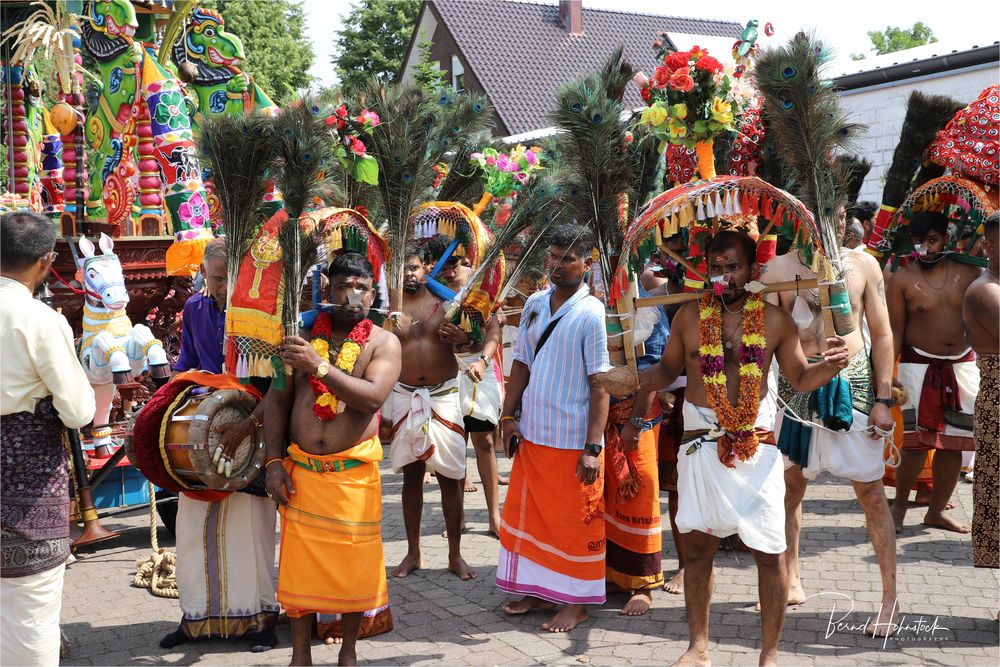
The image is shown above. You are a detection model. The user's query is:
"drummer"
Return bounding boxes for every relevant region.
[159,237,280,652]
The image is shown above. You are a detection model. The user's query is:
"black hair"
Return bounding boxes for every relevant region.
[549,223,596,258]
[705,229,757,266]
[850,201,878,224]
[909,211,948,238]
[423,233,460,263]
[326,252,374,282]
[1,211,56,270]
[403,241,424,262]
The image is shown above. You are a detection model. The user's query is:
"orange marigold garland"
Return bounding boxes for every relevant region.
[308,313,374,420]
[698,292,766,463]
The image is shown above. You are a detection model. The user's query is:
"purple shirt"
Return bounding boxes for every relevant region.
[173,293,225,374]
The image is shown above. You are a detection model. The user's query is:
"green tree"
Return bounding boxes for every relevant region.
[851,22,937,60]
[202,0,314,105]
[332,1,420,93]
[412,41,445,92]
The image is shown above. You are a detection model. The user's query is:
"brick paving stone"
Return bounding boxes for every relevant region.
[58,457,1000,665]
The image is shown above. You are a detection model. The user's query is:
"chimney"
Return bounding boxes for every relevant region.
[559,0,583,34]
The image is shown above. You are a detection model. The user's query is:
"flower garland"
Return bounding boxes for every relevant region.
[308,313,374,420]
[698,292,766,463]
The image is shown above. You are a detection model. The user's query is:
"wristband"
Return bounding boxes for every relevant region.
[500,415,516,423]
[264,458,284,469]
[249,414,263,429]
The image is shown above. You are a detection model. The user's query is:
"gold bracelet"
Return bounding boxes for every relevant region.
[264,458,284,468]
[249,414,263,429]
[500,415,516,423]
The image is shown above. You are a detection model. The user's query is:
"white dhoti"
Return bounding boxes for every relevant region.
[676,400,786,554]
[897,346,979,451]
[502,324,517,380]
[387,378,467,479]
[775,354,885,483]
[777,407,885,483]
[457,352,503,427]
[0,562,65,667]
[176,493,279,639]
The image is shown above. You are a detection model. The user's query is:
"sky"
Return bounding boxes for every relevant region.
[301,0,999,91]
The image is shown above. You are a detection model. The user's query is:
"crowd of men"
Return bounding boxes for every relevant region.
[1,206,997,666]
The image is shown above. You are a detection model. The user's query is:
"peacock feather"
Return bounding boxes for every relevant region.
[354,81,492,312]
[882,91,964,207]
[626,124,664,222]
[550,45,635,293]
[833,154,872,204]
[271,97,333,331]
[754,32,863,268]
[196,112,278,292]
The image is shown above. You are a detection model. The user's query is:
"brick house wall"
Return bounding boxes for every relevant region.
[427,19,509,135]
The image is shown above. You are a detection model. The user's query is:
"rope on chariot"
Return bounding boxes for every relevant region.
[132,482,178,598]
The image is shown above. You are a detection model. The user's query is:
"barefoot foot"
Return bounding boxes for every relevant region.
[923,511,970,533]
[664,569,684,594]
[324,636,343,645]
[391,553,421,578]
[671,647,711,666]
[337,647,357,666]
[441,525,469,539]
[787,579,807,605]
[866,598,901,637]
[503,596,556,615]
[890,501,907,533]
[754,580,805,612]
[449,556,477,580]
[541,604,588,632]
[498,475,509,485]
[620,589,652,616]
[463,478,477,492]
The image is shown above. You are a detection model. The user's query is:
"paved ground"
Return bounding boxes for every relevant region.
[62,450,999,666]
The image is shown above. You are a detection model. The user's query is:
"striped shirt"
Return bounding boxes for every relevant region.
[514,285,611,450]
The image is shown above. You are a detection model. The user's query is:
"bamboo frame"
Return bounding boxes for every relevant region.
[633,278,820,308]
[658,243,706,282]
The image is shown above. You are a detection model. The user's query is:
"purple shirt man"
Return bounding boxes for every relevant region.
[173,293,225,374]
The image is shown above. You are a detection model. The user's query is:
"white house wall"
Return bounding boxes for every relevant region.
[836,64,998,203]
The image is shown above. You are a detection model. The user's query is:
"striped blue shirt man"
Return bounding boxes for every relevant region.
[513,284,611,449]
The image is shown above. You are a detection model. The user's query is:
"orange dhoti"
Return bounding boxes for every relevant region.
[497,439,606,605]
[605,427,663,591]
[277,440,391,626]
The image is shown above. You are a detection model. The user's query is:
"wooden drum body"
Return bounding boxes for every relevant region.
[127,385,264,492]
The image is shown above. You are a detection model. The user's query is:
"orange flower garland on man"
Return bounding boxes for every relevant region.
[621,231,849,666]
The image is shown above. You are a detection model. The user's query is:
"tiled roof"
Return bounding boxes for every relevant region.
[428,0,741,135]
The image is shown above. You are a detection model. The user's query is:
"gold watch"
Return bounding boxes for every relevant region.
[314,360,331,378]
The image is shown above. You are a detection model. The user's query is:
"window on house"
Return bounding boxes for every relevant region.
[452,55,465,92]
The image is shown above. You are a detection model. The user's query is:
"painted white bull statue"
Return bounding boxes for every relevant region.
[77,233,169,452]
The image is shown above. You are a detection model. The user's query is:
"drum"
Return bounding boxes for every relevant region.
[126,383,265,492]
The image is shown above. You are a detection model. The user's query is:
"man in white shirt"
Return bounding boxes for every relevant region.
[1,211,96,666]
